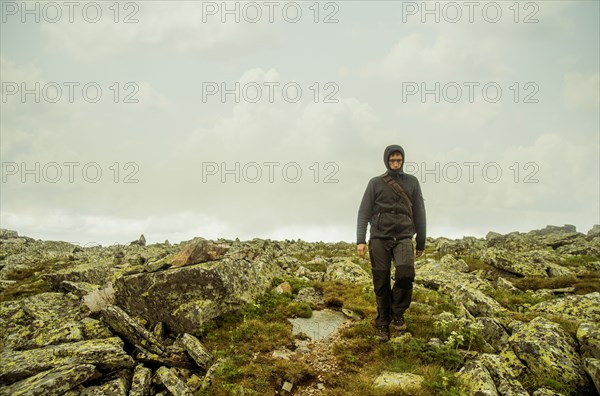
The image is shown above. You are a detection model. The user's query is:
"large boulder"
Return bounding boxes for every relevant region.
[114,255,282,334]
[508,317,592,393]
[529,292,600,323]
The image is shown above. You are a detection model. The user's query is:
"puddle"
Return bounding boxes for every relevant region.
[288,309,348,341]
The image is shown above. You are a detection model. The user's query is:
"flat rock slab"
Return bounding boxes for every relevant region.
[0,364,97,396]
[288,310,347,341]
[0,337,134,385]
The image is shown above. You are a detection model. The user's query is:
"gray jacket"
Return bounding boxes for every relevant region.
[356,145,426,250]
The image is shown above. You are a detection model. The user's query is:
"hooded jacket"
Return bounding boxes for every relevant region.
[356,144,426,250]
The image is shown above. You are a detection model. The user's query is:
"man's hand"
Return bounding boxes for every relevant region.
[415,250,424,258]
[357,243,367,258]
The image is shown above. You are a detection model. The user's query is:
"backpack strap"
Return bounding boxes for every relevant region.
[381,173,415,229]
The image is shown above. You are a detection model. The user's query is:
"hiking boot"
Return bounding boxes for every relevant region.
[391,316,407,332]
[375,326,390,342]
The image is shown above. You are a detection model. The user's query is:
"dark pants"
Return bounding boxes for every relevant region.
[369,238,415,327]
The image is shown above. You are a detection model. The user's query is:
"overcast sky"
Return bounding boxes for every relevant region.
[1,1,598,246]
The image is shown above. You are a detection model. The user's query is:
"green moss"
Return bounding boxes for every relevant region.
[489,289,554,312]
[282,302,312,318]
[561,255,598,267]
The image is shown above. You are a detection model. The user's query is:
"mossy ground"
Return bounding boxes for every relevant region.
[193,246,598,396]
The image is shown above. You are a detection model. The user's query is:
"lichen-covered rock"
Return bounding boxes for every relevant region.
[0,364,97,396]
[529,292,600,322]
[532,388,565,396]
[100,305,164,355]
[0,337,134,385]
[79,317,113,339]
[1,293,85,351]
[373,371,424,392]
[79,375,129,396]
[479,353,528,396]
[41,261,113,291]
[508,317,592,393]
[154,366,194,396]
[294,265,324,282]
[60,281,100,297]
[439,283,506,317]
[114,252,282,334]
[477,317,511,352]
[482,248,549,277]
[584,358,600,394]
[294,287,325,309]
[323,259,371,284]
[457,359,498,396]
[132,346,194,370]
[179,334,213,371]
[7,321,84,351]
[577,322,600,359]
[129,364,152,396]
[416,255,494,293]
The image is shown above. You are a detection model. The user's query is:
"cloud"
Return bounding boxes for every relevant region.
[40,3,273,61]
[563,71,600,112]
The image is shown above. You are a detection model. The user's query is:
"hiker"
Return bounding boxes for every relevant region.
[356,144,426,342]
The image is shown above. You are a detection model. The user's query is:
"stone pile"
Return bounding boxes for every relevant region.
[0,233,285,395]
[0,224,599,395]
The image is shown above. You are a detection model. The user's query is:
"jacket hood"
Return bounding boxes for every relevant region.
[384,144,405,174]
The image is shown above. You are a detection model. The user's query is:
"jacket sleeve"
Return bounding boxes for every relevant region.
[357,180,375,244]
[412,180,427,250]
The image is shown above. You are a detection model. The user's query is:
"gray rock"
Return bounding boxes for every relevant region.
[584,358,600,394]
[577,322,600,359]
[130,235,146,247]
[114,253,282,334]
[477,317,510,352]
[0,364,97,396]
[457,359,498,395]
[0,337,134,385]
[439,283,506,317]
[588,225,600,237]
[417,255,494,293]
[529,292,600,322]
[101,305,165,355]
[80,374,129,396]
[179,334,213,371]
[373,371,424,391]
[532,389,565,396]
[129,364,152,396]
[508,317,592,393]
[60,281,100,297]
[0,229,19,239]
[479,353,528,396]
[323,259,371,284]
[294,287,325,308]
[154,366,194,396]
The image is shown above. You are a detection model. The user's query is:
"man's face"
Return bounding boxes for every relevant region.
[388,153,403,171]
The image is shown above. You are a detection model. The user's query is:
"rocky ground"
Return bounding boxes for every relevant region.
[0,224,599,395]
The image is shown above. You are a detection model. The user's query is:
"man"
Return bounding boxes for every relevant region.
[356,144,426,342]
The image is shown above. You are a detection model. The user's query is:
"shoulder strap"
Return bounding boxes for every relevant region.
[381,173,414,227]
